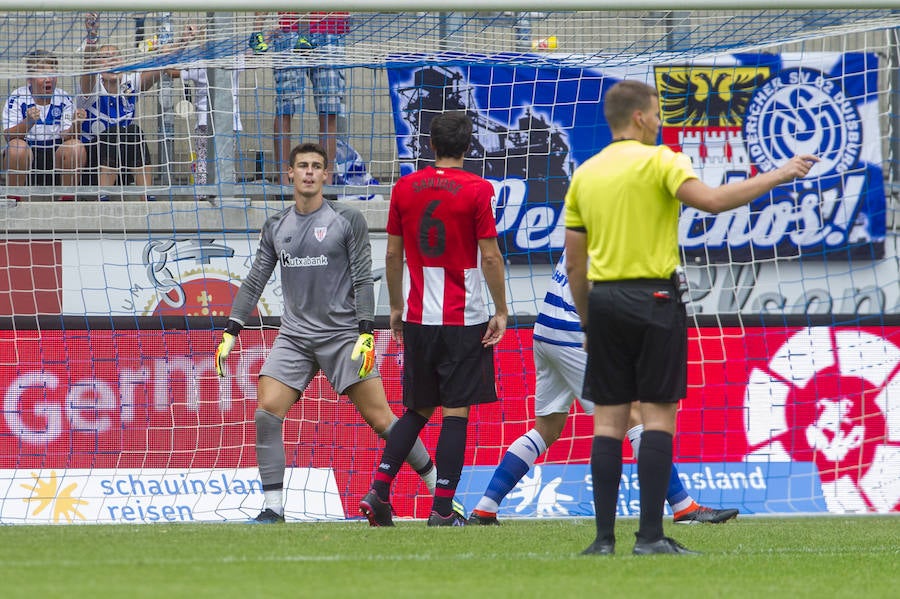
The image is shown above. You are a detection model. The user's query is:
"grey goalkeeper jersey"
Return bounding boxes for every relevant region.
[229,200,375,341]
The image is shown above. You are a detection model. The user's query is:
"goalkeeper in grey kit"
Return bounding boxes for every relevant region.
[216,142,436,523]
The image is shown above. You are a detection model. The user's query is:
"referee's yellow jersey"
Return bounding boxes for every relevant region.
[564,139,698,282]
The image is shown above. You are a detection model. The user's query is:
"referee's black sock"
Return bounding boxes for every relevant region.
[433,415,468,516]
[636,429,673,543]
[590,435,622,543]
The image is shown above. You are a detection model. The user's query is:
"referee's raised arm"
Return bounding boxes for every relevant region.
[676,153,817,214]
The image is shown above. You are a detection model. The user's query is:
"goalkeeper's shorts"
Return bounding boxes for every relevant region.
[259,328,380,396]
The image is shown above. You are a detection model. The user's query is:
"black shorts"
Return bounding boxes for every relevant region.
[29,145,58,185]
[96,124,149,169]
[584,278,687,405]
[401,322,499,410]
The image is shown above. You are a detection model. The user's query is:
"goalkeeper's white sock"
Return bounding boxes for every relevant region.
[256,408,285,516]
[421,464,437,493]
[264,490,283,515]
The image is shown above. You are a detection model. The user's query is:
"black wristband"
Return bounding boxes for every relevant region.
[224,319,243,336]
[358,320,374,335]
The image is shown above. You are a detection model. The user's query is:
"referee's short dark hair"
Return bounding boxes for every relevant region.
[429,111,473,160]
[604,80,658,130]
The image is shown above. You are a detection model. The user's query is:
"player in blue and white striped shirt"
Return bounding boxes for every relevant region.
[470,250,739,525]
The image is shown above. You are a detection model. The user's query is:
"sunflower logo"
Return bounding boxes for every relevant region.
[21,471,88,523]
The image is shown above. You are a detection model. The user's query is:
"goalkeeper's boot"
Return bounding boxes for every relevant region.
[673,504,739,524]
[427,510,467,527]
[451,498,467,520]
[249,508,285,524]
[360,490,395,527]
[468,509,500,526]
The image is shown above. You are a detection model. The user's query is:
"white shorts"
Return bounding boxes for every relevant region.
[533,339,594,417]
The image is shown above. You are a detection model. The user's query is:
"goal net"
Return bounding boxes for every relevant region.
[2,8,899,523]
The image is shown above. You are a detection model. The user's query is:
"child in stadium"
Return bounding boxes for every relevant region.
[2,50,86,201]
[79,12,165,201]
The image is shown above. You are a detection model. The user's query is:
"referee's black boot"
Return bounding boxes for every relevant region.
[581,537,615,555]
[632,536,699,555]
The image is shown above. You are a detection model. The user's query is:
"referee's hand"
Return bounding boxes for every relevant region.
[482,313,507,347]
[777,154,819,183]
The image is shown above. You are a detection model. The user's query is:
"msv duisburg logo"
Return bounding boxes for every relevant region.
[743,67,862,179]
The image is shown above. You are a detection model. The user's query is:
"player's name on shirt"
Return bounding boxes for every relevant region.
[411,176,463,195]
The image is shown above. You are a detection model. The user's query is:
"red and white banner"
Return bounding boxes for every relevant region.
[2,326,898,519]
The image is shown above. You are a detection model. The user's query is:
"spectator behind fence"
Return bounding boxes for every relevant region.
[169,23,245,199]
[2,50,86,201]
[79,12,165,201]
[250,11,349,186]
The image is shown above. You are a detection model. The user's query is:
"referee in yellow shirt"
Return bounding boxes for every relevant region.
[565,80,816,556]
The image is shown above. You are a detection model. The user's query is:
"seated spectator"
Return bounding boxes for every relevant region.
[2,49,87,201]
[79,13,165,200]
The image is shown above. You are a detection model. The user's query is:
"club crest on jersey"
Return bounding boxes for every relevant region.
[314,226,327,242]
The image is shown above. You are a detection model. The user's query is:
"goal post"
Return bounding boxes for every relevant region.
[2,7,900,523]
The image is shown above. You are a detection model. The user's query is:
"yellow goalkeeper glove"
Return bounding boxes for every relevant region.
[215,332,236,378]
[351,332,376,378]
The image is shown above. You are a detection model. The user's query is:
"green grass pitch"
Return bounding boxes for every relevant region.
[1,516,897,598]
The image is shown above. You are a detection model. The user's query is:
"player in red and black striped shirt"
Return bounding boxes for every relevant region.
[360,111,509,527]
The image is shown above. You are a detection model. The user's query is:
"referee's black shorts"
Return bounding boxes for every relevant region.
[401,322,499,410]
[583,278,687,406]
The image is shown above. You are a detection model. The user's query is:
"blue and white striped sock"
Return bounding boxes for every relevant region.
[475,429,547,513]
